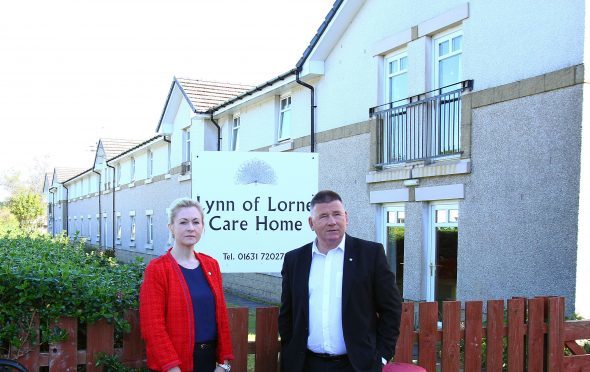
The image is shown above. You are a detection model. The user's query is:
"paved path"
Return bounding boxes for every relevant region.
[224,291,274,309]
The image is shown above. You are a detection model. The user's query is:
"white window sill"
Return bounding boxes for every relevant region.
[178,174,191,182]
[128,182,135,188]
[104,189,110,194]
[145,243,154,250]
[116,241,121,246]
[145,178,153,184]
[129,242,136,248]
[115,186,121,191]
[270,140,293,152]
[164,174,172,179]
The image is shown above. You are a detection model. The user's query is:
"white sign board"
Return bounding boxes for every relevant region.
[192,151,318,273]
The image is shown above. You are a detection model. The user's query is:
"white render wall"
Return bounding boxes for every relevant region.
[311,0,585,133]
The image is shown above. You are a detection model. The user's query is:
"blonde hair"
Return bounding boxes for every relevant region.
[168,198,205,225]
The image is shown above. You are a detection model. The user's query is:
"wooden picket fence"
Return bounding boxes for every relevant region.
[12,296,590,371]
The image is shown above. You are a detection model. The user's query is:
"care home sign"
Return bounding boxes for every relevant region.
[192,151,318,273]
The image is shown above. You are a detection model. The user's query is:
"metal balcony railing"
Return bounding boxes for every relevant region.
[370,80,473,167]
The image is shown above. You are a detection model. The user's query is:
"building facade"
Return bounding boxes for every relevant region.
[46,0,589,316]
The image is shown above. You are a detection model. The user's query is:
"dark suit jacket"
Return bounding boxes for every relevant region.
[278,234,402,372]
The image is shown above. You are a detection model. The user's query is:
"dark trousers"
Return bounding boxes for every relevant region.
[193,341,217,372]
[303,350,354,372]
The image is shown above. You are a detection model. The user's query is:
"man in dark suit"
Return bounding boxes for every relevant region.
[279,190,402,372]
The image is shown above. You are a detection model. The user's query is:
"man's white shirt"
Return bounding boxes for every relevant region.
[307,235,347,355]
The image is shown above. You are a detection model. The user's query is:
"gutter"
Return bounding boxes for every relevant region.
[62,184,69,236]
[295,69,316,152]
[49,187,56,237]
[92,169,102,249]
[210,113,221,151]
[106,163,116,249]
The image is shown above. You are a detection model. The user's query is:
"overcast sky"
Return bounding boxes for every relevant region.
[0,0,335,201]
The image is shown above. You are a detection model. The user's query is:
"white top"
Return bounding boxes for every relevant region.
[306,235,347,355]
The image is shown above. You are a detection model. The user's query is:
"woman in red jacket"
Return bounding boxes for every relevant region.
[140,198,233,372]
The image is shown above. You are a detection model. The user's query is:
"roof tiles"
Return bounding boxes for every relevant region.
[176,78,253,113]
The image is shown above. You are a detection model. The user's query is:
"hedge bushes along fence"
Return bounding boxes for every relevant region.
[0,232,145,360]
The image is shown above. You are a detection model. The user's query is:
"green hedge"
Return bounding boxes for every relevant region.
[0,232,145,358]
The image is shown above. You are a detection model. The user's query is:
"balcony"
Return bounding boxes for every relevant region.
[370,80,473,168]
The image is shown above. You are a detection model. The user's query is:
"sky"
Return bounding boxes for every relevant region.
[0,0,335,201]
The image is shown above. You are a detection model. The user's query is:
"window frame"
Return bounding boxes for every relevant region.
[278,95,292,142]
[433,28,463,91]
[384,50,409,105]
[130,157,136,182]
[147,149,153,179]
[231,115,240,151]
[183,128,191,163]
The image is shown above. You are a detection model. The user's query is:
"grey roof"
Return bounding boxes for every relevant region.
[54,167,86,183]
[99,138,145,159]
[176,78,253,113]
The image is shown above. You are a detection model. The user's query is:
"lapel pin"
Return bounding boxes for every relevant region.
[208,272,212,275]
[349,258,353,262]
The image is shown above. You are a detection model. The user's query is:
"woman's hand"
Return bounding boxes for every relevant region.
[167,367,181,372]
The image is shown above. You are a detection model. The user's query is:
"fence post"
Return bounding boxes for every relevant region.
[86,319,114,372]
[418,302,437,371]
[486,300,504,372]
[394,302,415,363]
[442,301,461,371]
[228,307,248,372]
[547,297,564,372]
[464,301,483,372]
[254,307,279,372]
[527,297,545,371]
[14,313,40,371]
[48,317,77,372]
[122,309,145,368]
[507,298,525,372]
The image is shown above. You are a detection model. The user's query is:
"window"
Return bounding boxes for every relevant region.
[434,29,463,155]
[103,215,108,247]
[434,29,462,92]
[147,150,153,178]
[87,217,92,239]
[182,128,191,162]
[96,216,100,242]
[384,205,405,295]
[130,216,136,243]
[130,157,136,182]
[104,170,111,191]
[384,51,409,162]
[278,96,291,141]
[146,215,153,245]
[116,216,122,245]
[231,116,240,151]
[427,203,459,303]
[385,51,408,105]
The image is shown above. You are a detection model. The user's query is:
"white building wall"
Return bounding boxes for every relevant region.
[311,0,585,132]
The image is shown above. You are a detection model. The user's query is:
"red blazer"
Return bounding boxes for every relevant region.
[140,249,233,371]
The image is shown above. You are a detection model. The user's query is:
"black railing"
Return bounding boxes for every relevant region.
[181,161,191,176]
[370,80,473,167]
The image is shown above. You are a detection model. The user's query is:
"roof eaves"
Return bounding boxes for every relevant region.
[209,68,297,114]
[295,0,344,69]
[106,134,163,163]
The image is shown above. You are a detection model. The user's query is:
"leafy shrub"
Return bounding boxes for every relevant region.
[0,232,145,359]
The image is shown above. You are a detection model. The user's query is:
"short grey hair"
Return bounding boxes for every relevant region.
[168,197,205,225]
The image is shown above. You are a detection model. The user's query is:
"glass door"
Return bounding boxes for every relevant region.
[426,203,458,303]
[383,205,405,295]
